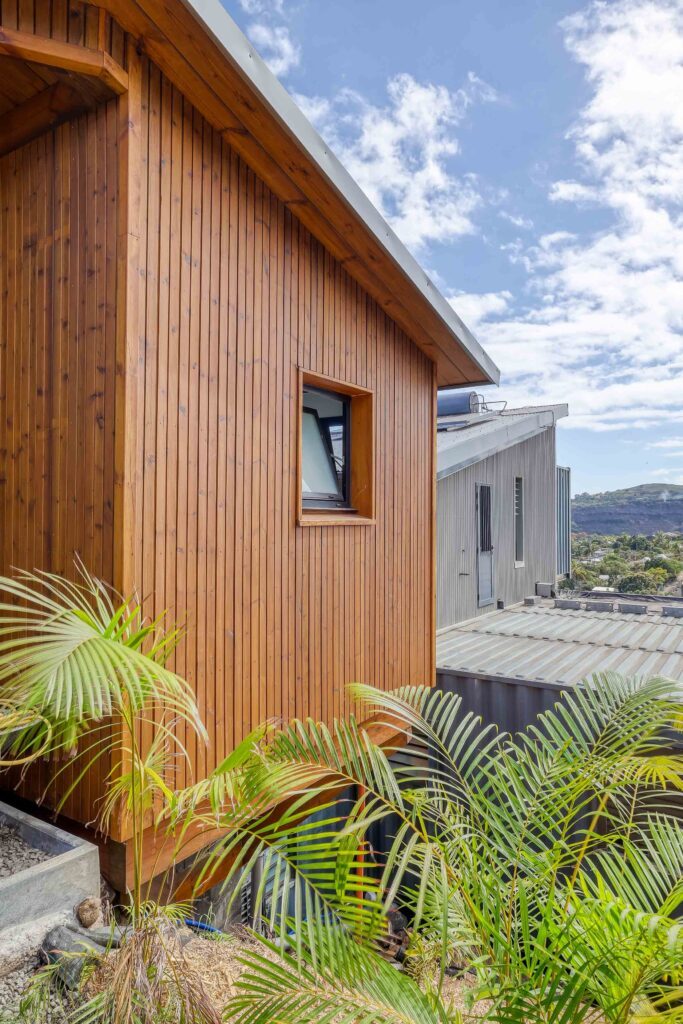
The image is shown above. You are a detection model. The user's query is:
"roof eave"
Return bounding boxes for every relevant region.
[437,406,567,480]
[107,0,500,387]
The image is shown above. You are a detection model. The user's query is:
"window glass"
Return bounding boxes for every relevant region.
[302,410,341,496]
[301,385,349,507]
[514,476,524,563]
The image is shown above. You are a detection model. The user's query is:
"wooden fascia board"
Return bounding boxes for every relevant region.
[101,0,495,387]
[0,26,129,95]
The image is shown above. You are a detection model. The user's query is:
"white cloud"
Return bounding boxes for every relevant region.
[647,437,683,455]
[292,92,331,125]
[247,22,300,77]
[240,0,683,436]
[467,0,683,432]
[449,290,512,327]
[649,437,683,448]
[499,211,534,230]
[301,72,498,251]
[239,0,284,13]
[650,468,683,483]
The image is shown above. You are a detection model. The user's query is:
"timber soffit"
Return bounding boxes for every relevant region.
[101,0,500,388]
[436,404,569,481]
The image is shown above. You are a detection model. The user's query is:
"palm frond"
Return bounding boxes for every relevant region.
[580,815,683,917]
[228,922,456,1024]
[217,673,683,1024]
[0,564,205,760]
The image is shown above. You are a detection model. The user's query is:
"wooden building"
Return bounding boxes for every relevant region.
[436,398,570,629]
[0,0,498,885]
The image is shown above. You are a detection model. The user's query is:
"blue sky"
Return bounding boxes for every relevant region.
[226,0,683,495]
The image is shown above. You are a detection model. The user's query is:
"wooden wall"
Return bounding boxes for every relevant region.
[0,0,125,56]
[436,429,557,630]
[0,95,120,821]
[0,0,437,840]
[127,58,436,809]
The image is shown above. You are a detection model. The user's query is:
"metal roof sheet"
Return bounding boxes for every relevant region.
[436,405,568,480]
[436,602,683,687]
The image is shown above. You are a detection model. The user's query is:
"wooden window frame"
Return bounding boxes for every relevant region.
[297,369,375,526]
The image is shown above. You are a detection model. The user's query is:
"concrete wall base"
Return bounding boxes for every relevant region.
[0,801,100,936]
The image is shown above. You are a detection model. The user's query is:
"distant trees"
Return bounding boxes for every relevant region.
[570,563,601,589]
[617,572,659,594]
[573,532,683,598]
[646,555,683,580]
[571,531,683,595]
[596,554,629,584]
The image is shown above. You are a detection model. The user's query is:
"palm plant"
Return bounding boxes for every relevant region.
[0,563,203,765]
[0,564,225,1024]
[190,673,683,1024]
[229,918,459,1024]
[0,563,210,908]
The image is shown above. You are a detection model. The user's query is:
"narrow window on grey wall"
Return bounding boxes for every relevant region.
[476,483,494,607]
[514,476,524,565]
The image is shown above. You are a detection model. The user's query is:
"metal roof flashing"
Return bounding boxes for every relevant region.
[176,0,500,387]
[436,404,568,481]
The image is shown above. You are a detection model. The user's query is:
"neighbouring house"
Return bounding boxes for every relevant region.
[436,394,570,629]
[0,0,499,889]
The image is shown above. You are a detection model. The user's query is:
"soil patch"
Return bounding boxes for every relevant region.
[183,930,491,1020]
[183,927,281,1011]
[0,924,494,1021]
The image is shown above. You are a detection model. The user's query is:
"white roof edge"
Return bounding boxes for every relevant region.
[437,405,568,481]
[178,0,500,386]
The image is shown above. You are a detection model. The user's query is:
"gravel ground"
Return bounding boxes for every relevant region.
[0,953,72,1022]
[0,824,52,879]
[0,954,37,1016]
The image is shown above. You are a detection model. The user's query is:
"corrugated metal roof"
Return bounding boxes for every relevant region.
[436,601,683,686]
[437,405,568,480]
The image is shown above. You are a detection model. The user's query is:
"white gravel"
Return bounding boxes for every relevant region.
[0,951,72,1021]
[0,953,38,1015]
[0,823,52,879]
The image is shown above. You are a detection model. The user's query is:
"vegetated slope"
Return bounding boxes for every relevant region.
[573,483,683,534]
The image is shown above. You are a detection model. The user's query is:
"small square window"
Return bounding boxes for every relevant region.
[298,370,374,525]
[301,385,350,510]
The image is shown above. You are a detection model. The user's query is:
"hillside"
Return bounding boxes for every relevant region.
[573,483,683,535]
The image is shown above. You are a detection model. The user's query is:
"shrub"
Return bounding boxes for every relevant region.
[617,571,658,593]
[211,675,683,1024]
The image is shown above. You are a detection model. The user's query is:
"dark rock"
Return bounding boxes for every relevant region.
[387,907,408,935]
[41,925,107,989]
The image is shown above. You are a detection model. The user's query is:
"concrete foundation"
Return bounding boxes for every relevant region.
[0,801,100,935]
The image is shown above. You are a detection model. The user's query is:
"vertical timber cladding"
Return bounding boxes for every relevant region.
[0,0,124,825]
[130,57,436,809]
[0,1,126,54]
